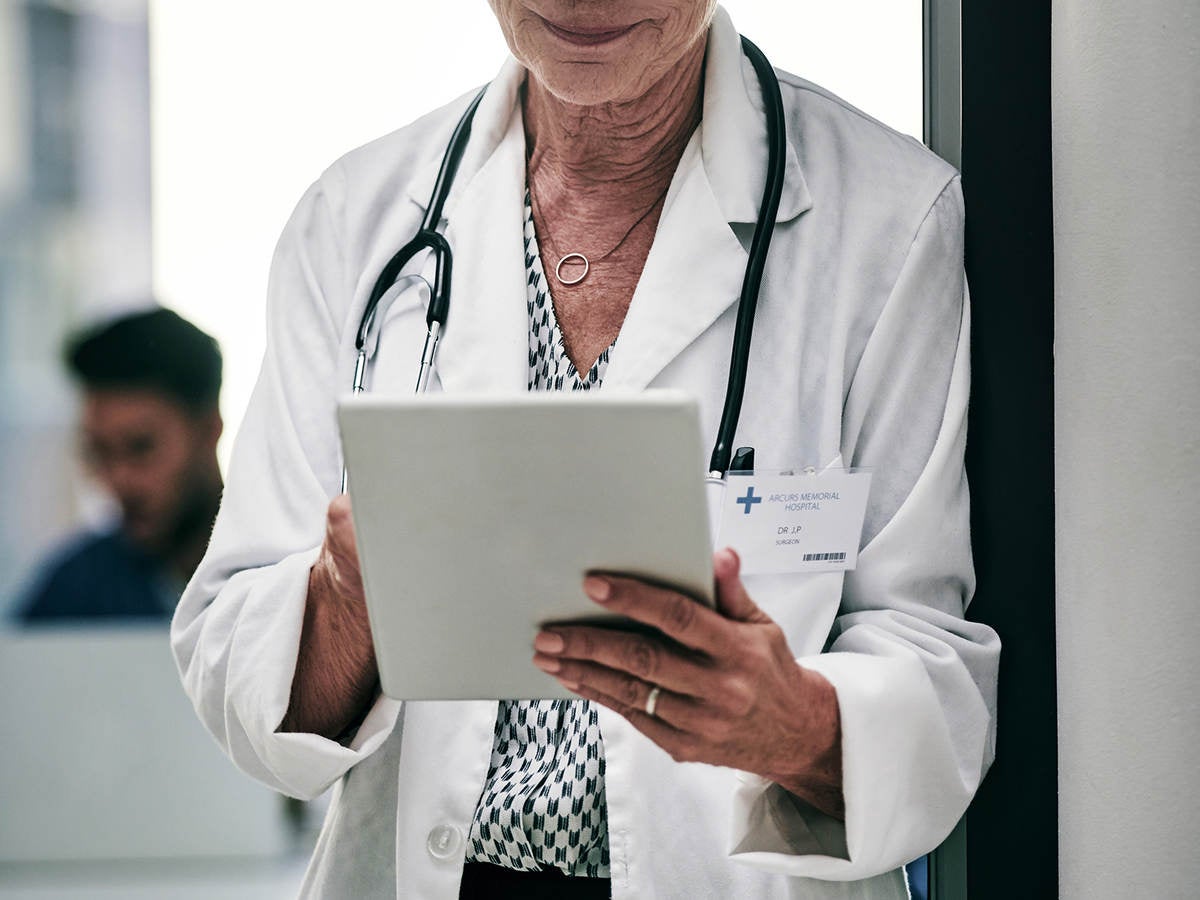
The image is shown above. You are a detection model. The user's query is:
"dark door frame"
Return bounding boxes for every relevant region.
[958,0,1058,896]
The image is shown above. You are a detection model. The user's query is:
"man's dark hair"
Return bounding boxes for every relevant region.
[65,307,222,411]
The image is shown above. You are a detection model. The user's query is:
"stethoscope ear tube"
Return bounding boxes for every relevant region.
[343,88,488,493]
[355,86,488,353]
[707,36,786,479]
[423,232,452,330]
[423,87,488,233]
[357,238,426,351]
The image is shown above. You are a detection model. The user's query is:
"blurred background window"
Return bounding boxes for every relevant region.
[0,0,153,618]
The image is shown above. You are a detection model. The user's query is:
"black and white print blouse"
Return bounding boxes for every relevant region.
[464,190,613,877]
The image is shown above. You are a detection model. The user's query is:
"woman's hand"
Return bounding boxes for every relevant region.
[533,548,845,820]
[279,494,379,739]
[313,493,367,606]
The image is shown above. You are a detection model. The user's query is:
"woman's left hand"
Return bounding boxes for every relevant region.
[533,548,845,820]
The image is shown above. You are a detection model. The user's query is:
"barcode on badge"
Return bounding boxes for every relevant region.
[802,552,847,562]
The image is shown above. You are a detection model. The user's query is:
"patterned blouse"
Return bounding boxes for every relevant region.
[464,191,613,877]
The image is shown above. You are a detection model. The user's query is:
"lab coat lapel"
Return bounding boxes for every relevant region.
[426,69,529,395]
[601,136,747,393]
[701,7,810,225]
[601,7,812,392]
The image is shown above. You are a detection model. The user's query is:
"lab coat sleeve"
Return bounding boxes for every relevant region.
[171,169,401,802]
[730,177,1000,880]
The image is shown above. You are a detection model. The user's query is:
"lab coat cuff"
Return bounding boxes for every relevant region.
[262,693,402,801]
[226,547,400,801]
[729,651,967,881]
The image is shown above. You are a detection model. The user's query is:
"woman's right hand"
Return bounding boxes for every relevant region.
[279,494,379,739]
[313,493,367,607]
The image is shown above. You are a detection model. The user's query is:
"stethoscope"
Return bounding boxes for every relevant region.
[345,36,784,505]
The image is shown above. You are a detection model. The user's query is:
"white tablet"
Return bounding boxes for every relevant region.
[338,391,714,700]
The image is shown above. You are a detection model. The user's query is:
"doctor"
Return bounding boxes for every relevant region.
[173,2,999,898]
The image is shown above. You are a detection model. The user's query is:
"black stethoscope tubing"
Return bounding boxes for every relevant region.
[712,35,785,477]
[352,35,784,482]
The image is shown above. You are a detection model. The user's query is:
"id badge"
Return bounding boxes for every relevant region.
[716,468,872,575]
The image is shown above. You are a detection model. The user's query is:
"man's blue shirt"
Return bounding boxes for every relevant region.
[17,528,180,623]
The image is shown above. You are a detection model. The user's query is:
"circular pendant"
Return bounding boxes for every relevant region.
[556,253,589,285]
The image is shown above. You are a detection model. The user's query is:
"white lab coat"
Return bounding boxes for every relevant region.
[172,9,999,898]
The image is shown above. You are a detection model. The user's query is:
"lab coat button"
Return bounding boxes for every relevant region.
[426,824,463,860]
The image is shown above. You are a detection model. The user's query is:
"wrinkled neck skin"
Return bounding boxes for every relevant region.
[523,36,706,239]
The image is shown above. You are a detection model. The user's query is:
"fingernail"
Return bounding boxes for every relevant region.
[561,680,580,692]
[583,576,612,602]
[533,654,561,673]
[534,631,565,654]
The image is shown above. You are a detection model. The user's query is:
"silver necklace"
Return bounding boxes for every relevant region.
[531,186,670,286]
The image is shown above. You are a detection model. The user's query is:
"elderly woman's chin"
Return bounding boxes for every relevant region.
[533,59,664,108]
[491,0,716,108]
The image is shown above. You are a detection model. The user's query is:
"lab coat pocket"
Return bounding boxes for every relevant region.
[744,570,845,658]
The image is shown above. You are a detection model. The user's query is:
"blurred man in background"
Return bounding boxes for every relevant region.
[18,307,223,622]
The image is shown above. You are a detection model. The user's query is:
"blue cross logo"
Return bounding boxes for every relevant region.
[736,486,762,515]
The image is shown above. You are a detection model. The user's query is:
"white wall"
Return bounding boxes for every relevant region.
[1052,1,1200,896]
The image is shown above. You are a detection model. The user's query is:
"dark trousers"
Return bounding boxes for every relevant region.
[458,862,612,899]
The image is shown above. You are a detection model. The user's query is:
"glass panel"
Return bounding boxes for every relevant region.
[0,0,153,618]
[721,0,923,138]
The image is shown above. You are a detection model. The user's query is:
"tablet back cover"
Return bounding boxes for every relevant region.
[338,391,713,700]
